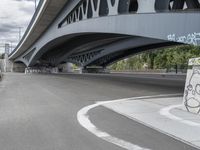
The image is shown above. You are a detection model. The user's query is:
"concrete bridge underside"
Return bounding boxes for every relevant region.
[9,0,200,68]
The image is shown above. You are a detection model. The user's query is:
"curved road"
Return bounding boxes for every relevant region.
[0,73,197,150]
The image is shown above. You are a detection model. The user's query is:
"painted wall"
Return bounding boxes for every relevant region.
[183,57,200,114]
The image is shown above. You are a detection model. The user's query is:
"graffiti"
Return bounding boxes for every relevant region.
[188,57,200,66]
[167,32,200,46]
[167,34,176,41]
[184,68,200,114]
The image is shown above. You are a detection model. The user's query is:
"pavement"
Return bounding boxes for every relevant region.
[0,72,198,150]
[102,95,200,149]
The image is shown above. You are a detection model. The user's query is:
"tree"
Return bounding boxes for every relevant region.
[109,45,200,71]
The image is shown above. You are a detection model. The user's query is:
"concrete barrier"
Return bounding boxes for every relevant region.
[25,67,59,74]
[183,57,200,114]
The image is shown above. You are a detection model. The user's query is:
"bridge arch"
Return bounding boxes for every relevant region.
[10,0,200,68]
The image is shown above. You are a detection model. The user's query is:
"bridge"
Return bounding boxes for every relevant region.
[8,0,200,70]
[3,1,200,149]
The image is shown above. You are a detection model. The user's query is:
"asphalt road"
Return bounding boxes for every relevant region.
[0,73,197,150]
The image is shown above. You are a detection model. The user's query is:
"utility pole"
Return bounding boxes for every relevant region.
[9,41,13,54]
[18,27,23,42]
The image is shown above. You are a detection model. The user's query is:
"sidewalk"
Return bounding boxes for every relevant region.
[102,96,200,149]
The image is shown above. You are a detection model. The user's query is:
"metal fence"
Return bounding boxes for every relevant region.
[166,64,188,74]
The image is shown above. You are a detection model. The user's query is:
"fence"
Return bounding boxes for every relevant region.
[111,64,188,74]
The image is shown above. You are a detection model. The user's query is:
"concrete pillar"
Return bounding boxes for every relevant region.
[12,62,26,73]
[58,63,74,73]
[79,67,83,74]
[0,59,4,72]
[183,57,200,114]
[2,54,14,72]
[3,54,7,72]
[66,63,73,73]
[137,0,156,13]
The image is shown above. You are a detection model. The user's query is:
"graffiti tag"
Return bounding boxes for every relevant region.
[167,32,200,46]
[188,57,200,66]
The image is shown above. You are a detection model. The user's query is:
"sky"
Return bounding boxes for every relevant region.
[0,0,39,53]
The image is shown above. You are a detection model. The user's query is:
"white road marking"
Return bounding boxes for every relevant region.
[77,101,151,150]
[160,105,200,127]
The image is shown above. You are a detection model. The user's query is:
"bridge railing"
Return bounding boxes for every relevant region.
[58,0,200,28]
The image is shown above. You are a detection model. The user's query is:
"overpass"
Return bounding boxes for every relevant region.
[9,0,200,70]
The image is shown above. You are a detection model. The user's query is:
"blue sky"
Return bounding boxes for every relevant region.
[0,0,39,53]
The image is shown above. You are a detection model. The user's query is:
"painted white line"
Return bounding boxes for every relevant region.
[77,101,151,150]
[160,105,200,127]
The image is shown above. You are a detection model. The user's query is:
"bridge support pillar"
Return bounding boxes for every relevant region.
[58,63,73,73]
[137,0,156,13]
[183,57,200,114]
[66,63,73,73]
[12,62,26,73]
[0,54,13,72]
